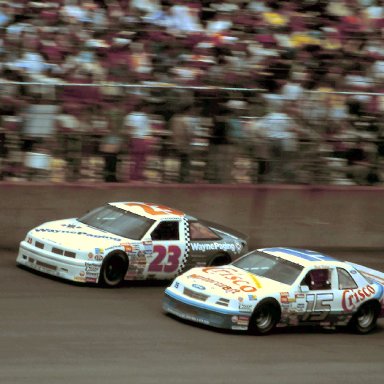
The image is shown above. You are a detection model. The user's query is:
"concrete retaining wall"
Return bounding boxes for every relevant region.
[1,183,383,251]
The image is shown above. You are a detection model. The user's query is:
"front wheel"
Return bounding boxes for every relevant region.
[348,302,379,334]
[248,302,279,335]
[99,253,128,287]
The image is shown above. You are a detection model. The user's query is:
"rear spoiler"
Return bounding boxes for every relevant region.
[345,261,384,285]
[199,218,249,241]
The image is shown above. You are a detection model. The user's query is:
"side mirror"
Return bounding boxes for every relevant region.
[300,285,309,293]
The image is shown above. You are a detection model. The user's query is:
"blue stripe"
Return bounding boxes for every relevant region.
[263,247,337,262]
[165,288,241,315]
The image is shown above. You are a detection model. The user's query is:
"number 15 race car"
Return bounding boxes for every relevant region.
[16,202,248,287]
[163,247,384,334]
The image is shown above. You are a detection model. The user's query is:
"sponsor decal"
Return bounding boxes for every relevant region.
[74,276,86,282]
[201,267,258,293]
[95,248,104,255]
[234,241,243,253]
[280,292,289,304]
[231,316,250,325]
[66,224,80,229]
[191,242,240,253]
[85,263,100,272]
[248,294,258,301]
[121,243,133,252]
[35,228,121,242]
[189,273,239,294]
[143,241,153,254]
[280,292,295,304]
[94,254,103,261]
[125,203,184,217]
[192,284,206,290]
[86,272,99,278]
[88,253,94,260]
[239,303,253,313]
[342,285,376,311]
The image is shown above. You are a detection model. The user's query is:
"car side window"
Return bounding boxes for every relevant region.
[337,268,358,290]
[301,269,332,290]
[189,221,220,240]
[151,221,180,241]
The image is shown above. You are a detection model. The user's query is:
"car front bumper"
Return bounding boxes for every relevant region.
[16,241,101,284]
[163,289,250,331]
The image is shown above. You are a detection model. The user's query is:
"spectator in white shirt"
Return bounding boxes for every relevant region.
[124,103,152,181]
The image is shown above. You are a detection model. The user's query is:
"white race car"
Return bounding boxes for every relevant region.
[163,247,384,334]
[16,202,247,286]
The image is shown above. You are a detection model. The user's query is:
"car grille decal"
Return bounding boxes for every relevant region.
[51,247,76,258]
[35,260,57,271]
[35,241,44,249]
[183,287,209,301]
[64,251,76,258]
[216,298,230,307]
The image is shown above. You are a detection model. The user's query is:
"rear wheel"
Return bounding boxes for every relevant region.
[99,253,128,287]
[348,302,379,334]
[249,301,280,335]
[207,253,231,266]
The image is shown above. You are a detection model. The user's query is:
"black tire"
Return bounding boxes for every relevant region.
[207,253,231,266]
[248,301,280,335]
[99,253,128,287]
[348,302,380,334]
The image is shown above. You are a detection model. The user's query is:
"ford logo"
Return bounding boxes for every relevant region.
[192,284,206,290]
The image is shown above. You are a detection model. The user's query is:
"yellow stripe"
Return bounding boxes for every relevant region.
[248,273,262,289]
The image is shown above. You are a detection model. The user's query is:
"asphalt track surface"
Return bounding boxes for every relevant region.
[1,250,384,384]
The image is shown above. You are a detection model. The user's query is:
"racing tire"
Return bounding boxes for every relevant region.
[99,253,128,288]
[207,253,231,266]
[248,301,280,335]
[348,301,380,334]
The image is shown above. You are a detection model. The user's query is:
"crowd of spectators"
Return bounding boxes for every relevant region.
[1,0,384,185]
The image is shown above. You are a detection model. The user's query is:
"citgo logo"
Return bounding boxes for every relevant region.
[202,267,257,293]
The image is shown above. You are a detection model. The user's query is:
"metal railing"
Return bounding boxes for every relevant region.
[0,82,383,185]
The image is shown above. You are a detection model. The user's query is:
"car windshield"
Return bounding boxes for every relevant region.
[232,250,304,285]
[78,205,155,240]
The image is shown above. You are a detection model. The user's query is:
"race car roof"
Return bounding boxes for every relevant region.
[110,202,186,220]
[260,247,344,268]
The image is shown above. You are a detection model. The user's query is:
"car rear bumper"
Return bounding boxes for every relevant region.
[163,290,250,331]
[16,241,100,284]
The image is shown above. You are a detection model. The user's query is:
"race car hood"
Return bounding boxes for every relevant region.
[29,218,125,250]
[177,265,289,298]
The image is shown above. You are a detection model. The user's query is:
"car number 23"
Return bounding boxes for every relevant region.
[148,245,182,273]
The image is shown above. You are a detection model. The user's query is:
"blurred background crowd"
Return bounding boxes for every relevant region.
[1,0,384,185]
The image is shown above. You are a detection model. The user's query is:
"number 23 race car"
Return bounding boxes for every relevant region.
[16,202,248,287]
[163,247,384,334]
